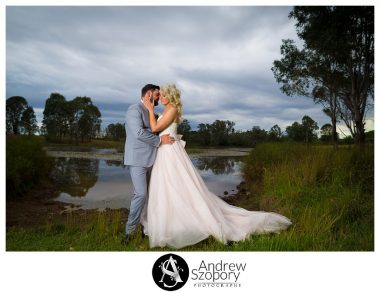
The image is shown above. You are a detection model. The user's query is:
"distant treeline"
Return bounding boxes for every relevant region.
[172,117,373,147]
[6,94,373,147]
[104,117,374,147]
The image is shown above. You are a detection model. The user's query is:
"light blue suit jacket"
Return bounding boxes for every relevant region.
[123,102,160,167]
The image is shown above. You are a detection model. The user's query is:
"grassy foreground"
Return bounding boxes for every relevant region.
[6,143,374,251]
[242,143,374,251]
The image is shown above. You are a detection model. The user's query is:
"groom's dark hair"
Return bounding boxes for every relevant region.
[141,84,160,97]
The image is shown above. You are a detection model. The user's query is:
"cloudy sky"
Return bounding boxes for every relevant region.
[6,6,374,134]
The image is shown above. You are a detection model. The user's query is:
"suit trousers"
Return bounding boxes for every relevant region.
[125,165,152,235]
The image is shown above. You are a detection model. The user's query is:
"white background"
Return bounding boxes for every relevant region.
[1,1,379,292]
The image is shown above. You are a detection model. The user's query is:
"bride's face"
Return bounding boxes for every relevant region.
[160,92,170,106]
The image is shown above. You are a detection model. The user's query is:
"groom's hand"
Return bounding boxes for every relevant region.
[160,134,175,145]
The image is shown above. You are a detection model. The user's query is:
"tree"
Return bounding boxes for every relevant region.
[20,106,38,135]
[73,97,102,142]
[6,96,28,134]
[42,93,68,141]
[286,122,304,142]
[106,123,126,141]
[65,98,81,142]
[197,123,211,146]
[268,124,282,141]
[320,123,338,143]
[250,126,267,145]
[302,115,319,143]
[210,120,235,146]
[272,37,341,147]
[285,115,318,143]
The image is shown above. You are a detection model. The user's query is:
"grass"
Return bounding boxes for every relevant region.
[44,138,126,151]
[6,211,295,251]
[6,143,374,251]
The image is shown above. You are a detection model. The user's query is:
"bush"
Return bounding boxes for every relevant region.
[6,135,53,197]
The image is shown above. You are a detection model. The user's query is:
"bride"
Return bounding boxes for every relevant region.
[140,84,291,249]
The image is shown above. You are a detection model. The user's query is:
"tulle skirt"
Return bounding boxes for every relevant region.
[140,141,292,249]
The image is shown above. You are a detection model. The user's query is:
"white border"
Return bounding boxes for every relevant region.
[1,1,378,292]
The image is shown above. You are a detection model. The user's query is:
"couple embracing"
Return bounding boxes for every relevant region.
[122,83,291,249]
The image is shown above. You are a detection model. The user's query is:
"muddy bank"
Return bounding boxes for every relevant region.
[6,181,251,230]
[6,183,130,229]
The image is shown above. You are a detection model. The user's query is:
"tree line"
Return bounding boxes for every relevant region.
[104,116,370,147]
[176,117,356,147]
[7,93,373,146]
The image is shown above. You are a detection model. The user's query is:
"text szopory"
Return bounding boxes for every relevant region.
[191,260,247,283]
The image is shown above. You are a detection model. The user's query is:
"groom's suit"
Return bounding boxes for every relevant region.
[124,101,160,235]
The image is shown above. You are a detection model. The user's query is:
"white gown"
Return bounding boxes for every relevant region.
[140,119,292,249]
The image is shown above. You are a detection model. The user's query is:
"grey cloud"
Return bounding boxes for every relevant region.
[7,6,365,133]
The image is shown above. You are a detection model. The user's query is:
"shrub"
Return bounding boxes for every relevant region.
[6,135,53,197]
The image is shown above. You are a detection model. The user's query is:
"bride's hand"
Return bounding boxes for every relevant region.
[142,96,154,112]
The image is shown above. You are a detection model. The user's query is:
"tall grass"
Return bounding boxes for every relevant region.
[243,143,374,251]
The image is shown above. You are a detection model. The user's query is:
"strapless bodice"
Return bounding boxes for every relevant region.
[159,121,178,137]
[157,115,184,145]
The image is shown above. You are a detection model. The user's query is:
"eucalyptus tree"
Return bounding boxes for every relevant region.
[268,124,282,141]
[106,123,126,141]
[20,106,39,135]
[70,97,102,142]
[320,124,335,143]
[42,93,68,141]
[273,6,374,148]
[210,120,235,146]
[6,96,28,134]
[286,115,318,143]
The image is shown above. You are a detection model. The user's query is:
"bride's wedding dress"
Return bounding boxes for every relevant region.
[140,118,292,249]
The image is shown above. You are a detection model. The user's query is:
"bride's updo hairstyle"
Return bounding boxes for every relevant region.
[161,84,183,123]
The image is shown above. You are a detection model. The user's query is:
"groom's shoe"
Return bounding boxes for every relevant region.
[121,234,130,245]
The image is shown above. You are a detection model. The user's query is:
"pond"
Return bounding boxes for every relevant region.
[51,155,245,210]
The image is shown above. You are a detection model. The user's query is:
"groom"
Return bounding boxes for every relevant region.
[122,84,174,245]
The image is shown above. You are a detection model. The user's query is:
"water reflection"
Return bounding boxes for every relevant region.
[50,158,99,197]
[52,156,243,210]
[105,160,123,167]
[193,156,238,175]
[193,157,243,197]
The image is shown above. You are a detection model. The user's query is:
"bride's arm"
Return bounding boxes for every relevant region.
[149,107,177,133]
[144,102,178,133]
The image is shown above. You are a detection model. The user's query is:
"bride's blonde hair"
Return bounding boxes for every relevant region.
[161,84,183,122]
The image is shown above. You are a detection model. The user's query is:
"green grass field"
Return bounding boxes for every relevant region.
[6,143,374,251]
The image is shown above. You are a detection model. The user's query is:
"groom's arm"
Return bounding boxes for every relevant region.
[126,106,160,147]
